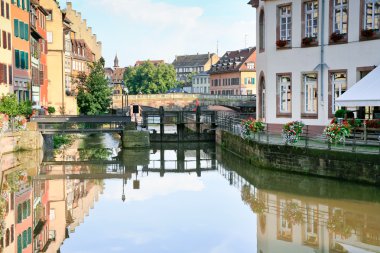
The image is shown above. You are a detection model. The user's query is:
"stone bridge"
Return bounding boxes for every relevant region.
[112,93,256,111]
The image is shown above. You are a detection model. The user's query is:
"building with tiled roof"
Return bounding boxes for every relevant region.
[209,47,256,95]
[172,53,219,84]
[135,60,165,67]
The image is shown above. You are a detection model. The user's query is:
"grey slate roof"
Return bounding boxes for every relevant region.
[172,53,215,68]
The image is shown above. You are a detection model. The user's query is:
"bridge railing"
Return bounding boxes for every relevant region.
[30,115,131,134]
[113,93,255,101]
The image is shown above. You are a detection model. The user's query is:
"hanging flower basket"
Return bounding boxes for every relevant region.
[13,116,27,131]
[282,121,305,144]
[241,118,265,140]
[324,121,351,144]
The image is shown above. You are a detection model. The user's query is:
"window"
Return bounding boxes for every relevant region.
[332,0,348,34]
[304,1,318,38]
[17,235,21,253]
[15,50,20,68]
[14,19,19,37]
[9,65,12,85]
[27,228,31,244]
[1,0,4,17]
[278,74,292,113]
[47,32,53,43]
[279,5,292,41]
[364,0,380,30]
[7,32,11,50]
[247,63,255,69]
[24,24,28,41]
[21,0,24,9]
[331,72,347,113]
[17,203,22,223]
[22,230,27,248]
[20,22,24,40]
[46,10,52,20]
[17,0,20,8]
[259,9,265,51]
[6,2,9,18]
[2,31,6,49]
[303,73,318,114]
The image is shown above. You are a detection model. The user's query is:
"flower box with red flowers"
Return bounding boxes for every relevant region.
[276,40,288,48]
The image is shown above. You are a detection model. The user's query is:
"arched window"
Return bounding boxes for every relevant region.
[259,9,265,51]
[260,76,266,119]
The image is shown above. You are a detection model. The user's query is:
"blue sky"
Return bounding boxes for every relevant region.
[58,0,256,67]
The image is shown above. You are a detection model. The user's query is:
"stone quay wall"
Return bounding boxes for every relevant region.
[216,129,380,186]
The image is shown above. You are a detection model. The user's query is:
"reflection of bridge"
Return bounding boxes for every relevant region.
[113,93,256,110]
[30,115,131,135]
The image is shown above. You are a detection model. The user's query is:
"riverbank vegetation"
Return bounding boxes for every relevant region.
[53,134,74,149]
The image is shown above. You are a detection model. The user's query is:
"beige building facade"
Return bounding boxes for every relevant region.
[64,2,102,61]
[41,0,77,114]
[0,0,13,97]
[250,0,380,131]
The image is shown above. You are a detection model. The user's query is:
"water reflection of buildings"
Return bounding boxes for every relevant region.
[217,165,380,253]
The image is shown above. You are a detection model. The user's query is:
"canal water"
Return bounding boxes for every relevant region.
[1,133,380,253]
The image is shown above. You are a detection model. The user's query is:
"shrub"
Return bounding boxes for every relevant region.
[241,118,265,139]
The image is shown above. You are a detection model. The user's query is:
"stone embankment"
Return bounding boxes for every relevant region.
[216,129,380,186]
[0,123,44,171]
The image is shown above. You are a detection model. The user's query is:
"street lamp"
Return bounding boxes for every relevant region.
[124,87,129,116]
[121,81,125,115]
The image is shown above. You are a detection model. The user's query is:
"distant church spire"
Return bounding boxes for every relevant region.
[114,53,119,68]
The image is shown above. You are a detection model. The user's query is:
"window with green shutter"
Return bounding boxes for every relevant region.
[26,200,30,216]
[17,235,22,253]
[25,52,28,69]
[27,228,31,244]
[21,0,24,9]
[14,19,19,37]
[22,230,27,248]
[17,0,20,7]
[20,22,24,40]
[24,24,28,41]
[21,51,25,69]
[26,0,29,11]
[17,203,22,222]
[15,50,20,68]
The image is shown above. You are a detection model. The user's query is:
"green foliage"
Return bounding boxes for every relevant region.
[0,94,32,117]
[53,134,73,149]
[123,61,177,94]
[335,109,347,118]
[77,60,112,115]
[47,106,56,115]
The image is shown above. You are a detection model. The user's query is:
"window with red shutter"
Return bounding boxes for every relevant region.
[0,64,4,84]
[2,31,6,49]
[3,64,7,84]
[6,2,9,19]
[7,32,11,50]
[8,65,12,85]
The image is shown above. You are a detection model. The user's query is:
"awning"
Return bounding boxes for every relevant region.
[336,65,380,106]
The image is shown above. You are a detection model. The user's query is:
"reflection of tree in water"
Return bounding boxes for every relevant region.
[79,148,112,161]
[241,185,267,215]
[282,202,304,226]
[327,209,353,239]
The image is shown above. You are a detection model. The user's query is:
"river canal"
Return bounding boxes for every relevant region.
[1,133,380,253]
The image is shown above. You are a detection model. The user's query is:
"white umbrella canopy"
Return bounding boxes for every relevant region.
[336,65,380,107]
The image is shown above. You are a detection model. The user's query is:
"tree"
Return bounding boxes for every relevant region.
[76,60,112,115]
[0,95,32,117]
[123,61,177,94]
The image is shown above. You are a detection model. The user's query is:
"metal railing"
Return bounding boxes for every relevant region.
[217,114,380,155]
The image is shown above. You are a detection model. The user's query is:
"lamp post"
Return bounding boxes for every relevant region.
[121,81,125,115]
[124,87,129,116]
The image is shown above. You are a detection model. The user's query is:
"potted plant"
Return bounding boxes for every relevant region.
[330,32,345,42]
[282,121,305,144]
[361,29,375,38]
[276,39,288,48]
[47,106,56,115]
